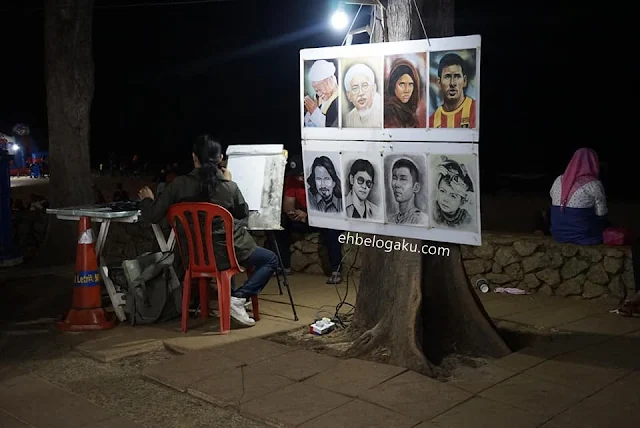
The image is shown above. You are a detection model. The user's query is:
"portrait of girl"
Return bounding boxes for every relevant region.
[383,53,427,129]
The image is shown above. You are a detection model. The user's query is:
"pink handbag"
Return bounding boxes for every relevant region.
[603,227,634,246]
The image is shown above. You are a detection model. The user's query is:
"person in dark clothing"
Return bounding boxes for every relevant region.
[92,184,106,204]
[137,134,278,327]
[274,154,343,284]
[112,183,130,202]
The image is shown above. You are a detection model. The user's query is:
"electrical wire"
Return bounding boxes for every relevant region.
[331,243,360,328]
[341,4,363,46]
[411,0,430,45]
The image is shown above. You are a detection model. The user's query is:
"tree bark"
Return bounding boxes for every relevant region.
[40,0,95,265]
[348,0,510,376]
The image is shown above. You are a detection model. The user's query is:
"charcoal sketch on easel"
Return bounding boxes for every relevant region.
[429,154,478,233]
[383,153,429,226]
[341,152,384,223]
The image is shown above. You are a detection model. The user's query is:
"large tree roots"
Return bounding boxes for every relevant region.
[342,239,511,378]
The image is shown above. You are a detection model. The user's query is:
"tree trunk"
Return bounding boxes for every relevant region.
[40,0,95,265]
[348,0,510,377]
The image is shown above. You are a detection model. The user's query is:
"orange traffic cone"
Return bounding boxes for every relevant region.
[57,216,116,331]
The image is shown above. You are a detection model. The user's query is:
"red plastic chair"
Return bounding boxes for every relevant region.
[167,202,260,334]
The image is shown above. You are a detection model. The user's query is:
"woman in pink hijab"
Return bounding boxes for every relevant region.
[549,148,609,245]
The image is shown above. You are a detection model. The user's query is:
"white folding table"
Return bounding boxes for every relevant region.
[46,204,175,322]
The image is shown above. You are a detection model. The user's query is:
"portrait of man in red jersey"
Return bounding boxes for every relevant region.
[428,50,478,129]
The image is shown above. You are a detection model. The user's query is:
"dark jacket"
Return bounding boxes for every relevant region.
[139,168,257,270]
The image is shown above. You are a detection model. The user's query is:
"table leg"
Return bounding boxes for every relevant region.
[95,220,110,256]
[93,219,126,322]
[167,230,175,251]
[268,231,298,321]
[152,224,175,252]
[99,255,127,322]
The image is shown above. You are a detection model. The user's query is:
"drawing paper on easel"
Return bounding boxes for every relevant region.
[226,144,286,230]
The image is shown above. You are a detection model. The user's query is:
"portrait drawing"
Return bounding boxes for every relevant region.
[428,49,478,129]
[303,59,340,128]
[303,151,343,216]
[383,53,427,128]
[341,152,384,223]
[340,57,383,128]
[384,153,429,226]
[429,154,478,233]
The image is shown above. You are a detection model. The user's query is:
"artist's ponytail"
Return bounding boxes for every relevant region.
[192,134,223,201]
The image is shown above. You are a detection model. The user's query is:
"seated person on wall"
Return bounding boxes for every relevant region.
[274,154,344,284]
[549,148,609,245]
[137,134,279,327]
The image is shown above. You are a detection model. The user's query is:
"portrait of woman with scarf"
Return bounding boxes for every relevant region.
[432,156,475,229]
[383,55,427,128]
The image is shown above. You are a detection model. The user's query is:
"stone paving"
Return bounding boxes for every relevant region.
[137,331,640,428]
[1,270,640,427]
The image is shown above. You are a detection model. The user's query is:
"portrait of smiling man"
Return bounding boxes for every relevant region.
[342,61,382,128]
[343,156,382,222]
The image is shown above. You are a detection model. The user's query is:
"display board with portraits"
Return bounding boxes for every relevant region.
[300,35,481,143]
[302,140,481,246]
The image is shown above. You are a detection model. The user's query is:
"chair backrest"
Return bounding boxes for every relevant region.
[167,202,243,276]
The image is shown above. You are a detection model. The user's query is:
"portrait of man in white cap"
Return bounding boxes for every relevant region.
[303,59,339,128]
[342,61,382,128]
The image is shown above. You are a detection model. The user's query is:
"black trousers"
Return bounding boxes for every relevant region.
[273,215,343,272]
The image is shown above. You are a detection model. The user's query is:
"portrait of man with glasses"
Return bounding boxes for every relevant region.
[343,156,383,222]
[341,61,382,128]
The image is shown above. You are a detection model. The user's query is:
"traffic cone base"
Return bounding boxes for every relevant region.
[56,308,116,332]
[57,216,116,332]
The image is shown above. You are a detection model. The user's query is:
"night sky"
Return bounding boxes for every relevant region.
[1,0,612,194]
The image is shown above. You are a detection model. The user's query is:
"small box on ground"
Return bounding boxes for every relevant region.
[309,318,335,335]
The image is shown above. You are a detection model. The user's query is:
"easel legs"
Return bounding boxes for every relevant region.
[268,231,298,321]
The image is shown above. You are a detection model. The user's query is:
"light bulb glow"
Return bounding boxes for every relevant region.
[331,9,349,30]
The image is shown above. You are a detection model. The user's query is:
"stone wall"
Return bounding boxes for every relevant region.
[461,233,634,299]
[11,210,635,301]
[268,231,635,300]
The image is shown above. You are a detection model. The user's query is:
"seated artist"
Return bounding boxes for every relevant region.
[137,134,279,327]
[274,154,343,284]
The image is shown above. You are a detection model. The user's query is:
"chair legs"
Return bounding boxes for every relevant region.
[245,267,260,321]
[251,295,260,321]
[218,271,232,335]
[181,272,211,334]
[181,269,259,335]
[181,269,192,334]
[198,278,209,320]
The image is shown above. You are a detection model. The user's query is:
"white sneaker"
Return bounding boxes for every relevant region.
[230,296,255,327]
[209,299,252,317]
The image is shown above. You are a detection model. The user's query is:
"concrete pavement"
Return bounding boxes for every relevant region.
[1,272,639,427]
